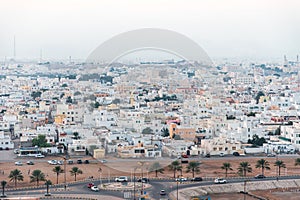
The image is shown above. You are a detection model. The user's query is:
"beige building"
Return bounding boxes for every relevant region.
[200,134,244,156]
[93,148,105,159]
[169,123,196,141]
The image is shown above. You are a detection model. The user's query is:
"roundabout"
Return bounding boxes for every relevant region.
[99,182,151,191]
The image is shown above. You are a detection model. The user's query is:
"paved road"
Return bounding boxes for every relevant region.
[4,175,300,199]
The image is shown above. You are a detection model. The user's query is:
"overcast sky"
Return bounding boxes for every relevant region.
[0,0,299,61]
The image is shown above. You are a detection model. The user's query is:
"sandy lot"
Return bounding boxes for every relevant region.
[209,193,257,200]
[252,188,300,200]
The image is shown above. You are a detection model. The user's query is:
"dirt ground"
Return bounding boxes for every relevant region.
[209,193,257,200]
[252,188,300,200]
[1,155,300,188]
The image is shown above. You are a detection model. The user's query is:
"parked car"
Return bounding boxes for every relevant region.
[100,159,107,163]
[205,154,211,158]
[267,154,276,157]
[115,176,128,182]
[84,160,90,164]
[175,177,187,182]
[90,186,99,192]
[67,160,73,164]
[181,154,189,158]
[160,190,167,195]
[219,153,225,157]
[15,161,23,166]
[233,152,240,156]
[87,182,94,188]
[48,160,58,165]
[181,159,189,164]
[77,159,83,164]
[214,178,227,184]
[191,177,203,182]
[14,149,19,154]
[255,174,266,179]
[35,154,45,158]
[57,160,64,165]
[137,177,150,183]
[26,161,34,165]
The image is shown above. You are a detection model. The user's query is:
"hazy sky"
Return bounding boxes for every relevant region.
[0,0,299,61]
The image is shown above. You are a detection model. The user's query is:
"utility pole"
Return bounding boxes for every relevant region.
[177,175,179,200]
[13,35,16,59]
[138,161,147,196]
[64,156,67,190]
[133,168,137,200]
[276,152,279,181]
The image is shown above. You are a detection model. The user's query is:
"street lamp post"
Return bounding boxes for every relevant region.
[243,180,246,200]
[138,161,147,196]
[176,175,180,200]
[98,167,102,185]
[133,168,137,200]
[64,157,67,190]
[276,152,279,181]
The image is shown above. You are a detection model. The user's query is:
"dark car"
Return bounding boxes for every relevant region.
[255,174,266,179]
[77,159,83,164]
[160,190,167,195]
[67,160,74,164]
[181,159,189,164]
[191,177,203,182]
[137,177,150,183]
[205,154,210,158]
[233,152,240,156]
[26,161,34,165]
[84,160,90,164]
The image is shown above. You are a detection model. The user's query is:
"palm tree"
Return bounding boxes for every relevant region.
[30,170,46,186]
[238,162,252,177]
[70,167,83,181]
[168,160,182,178]
[161,128,169,137]
[256,159,271,176]
[8,169,24,187]
[45,180,52,195]
[1,181,7,197]
[221,162,233,177]
[53,166,64,184]
[295,158,300,166]
[274,160,286,176]
[186,161,201,178]
[149,162,164,177]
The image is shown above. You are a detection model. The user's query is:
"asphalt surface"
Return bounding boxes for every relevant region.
[4,175,300,200]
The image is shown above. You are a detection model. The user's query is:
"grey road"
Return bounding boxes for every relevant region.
[4,175,300,200]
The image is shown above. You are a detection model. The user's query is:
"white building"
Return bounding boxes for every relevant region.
[0,131,14,149]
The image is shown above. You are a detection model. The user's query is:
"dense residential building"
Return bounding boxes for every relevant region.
[1,58,300,159]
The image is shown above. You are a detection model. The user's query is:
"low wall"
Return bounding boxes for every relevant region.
[170,179,300,200]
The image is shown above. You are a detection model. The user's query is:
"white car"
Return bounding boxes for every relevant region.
[175,177,187,182]
[115,176,128,182]
[15,161,23,166]
[100,159,107,163]
[57,160,64,165]
[35,154,45,158]
[214,178,227,184]
[90,186,99,192]
[48,160,58,165]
